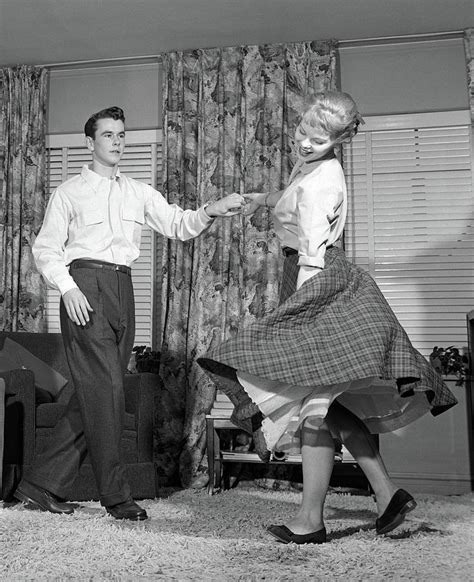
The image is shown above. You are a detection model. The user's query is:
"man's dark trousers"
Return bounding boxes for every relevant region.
[23,264,135,506]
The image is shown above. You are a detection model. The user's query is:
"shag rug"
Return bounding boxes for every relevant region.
[1,485,473,581]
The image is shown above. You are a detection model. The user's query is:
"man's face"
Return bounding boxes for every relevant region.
[87,118,125,168]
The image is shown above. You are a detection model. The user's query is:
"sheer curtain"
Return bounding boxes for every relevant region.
[0,65,48,331]
[158,41,338,486]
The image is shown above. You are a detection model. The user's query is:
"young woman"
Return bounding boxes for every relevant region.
[198,91,456,544]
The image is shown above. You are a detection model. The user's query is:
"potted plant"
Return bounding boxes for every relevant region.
[429,345,470,386]
[127,345,161,374]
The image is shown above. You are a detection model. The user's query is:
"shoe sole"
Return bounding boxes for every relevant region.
[106,510,148,521]
[267,525,327,544]
[377,499,417,535]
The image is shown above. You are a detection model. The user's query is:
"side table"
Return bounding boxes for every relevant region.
[206,391,369,495]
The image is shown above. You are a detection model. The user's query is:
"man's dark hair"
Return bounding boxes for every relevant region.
[84,106,125,139]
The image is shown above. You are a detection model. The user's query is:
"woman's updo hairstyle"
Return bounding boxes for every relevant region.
[302,91,364,142]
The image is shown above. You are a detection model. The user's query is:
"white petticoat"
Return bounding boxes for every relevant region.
[237,370,431,454]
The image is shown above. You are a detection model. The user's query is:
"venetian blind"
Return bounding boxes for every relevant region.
[343,111,473,357]
[45,129,163,348]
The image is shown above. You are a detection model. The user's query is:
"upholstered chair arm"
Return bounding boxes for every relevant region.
[0,368,36,465]
[0,368,35,397]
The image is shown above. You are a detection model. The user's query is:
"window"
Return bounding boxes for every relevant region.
[45,130,163,348]
[343,111,473,356]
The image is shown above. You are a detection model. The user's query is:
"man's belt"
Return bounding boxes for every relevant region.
[69,259,131,276]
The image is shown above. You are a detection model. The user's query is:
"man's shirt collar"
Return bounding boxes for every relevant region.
[81,164,122,191]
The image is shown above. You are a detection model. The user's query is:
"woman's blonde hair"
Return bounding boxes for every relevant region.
[302,91,364,142]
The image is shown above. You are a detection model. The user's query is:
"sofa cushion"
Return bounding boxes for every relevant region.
[0,338,68,398]
[36,403,67,428]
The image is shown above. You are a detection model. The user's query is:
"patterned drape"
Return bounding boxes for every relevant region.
[159,41,337,487]
[464,29,474,125]
[0,65,48,331]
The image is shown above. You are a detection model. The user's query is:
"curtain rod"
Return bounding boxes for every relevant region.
[40,30,464,69]
[338,29,463,47]
[41,55,161,69]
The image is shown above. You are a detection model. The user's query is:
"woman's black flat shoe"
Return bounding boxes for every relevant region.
[267,524,327,544]
[376,489,417,535]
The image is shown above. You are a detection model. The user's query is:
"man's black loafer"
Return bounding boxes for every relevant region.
[106,498,148,521]
[267,524,327,544]
[376,489,417,535]
[14,481,74,515]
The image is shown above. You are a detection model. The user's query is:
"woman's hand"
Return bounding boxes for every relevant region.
[205,193,245,217]
[242,193,268,216]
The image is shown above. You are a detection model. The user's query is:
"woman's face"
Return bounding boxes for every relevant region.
[294,120,337,162]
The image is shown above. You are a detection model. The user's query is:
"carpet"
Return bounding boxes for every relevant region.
[1,485,473,581]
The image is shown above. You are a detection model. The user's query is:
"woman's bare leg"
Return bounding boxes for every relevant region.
[326,401,398,515]
[285,416,334,534]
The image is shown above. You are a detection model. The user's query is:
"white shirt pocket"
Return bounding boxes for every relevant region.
[121,205,145,250]
[74,205,104,228]
[122,206,145,225]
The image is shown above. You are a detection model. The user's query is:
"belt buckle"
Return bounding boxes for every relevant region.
[114,265,120,271]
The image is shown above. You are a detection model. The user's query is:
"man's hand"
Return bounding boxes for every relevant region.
[205,193,245,217]
[63,288,94,326]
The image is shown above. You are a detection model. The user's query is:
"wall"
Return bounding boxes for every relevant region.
[46,37,469,134]
[47,62,161,134]
[339,38,468,114]
[380,382,473,495]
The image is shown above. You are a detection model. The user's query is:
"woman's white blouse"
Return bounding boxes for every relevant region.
[273,156,347,270]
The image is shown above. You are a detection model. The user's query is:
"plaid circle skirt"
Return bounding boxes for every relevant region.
[198,247,457,452]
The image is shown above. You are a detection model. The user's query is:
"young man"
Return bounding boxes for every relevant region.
[14,106,244,520]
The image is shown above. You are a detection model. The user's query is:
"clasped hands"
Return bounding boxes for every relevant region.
[205,193,266,217]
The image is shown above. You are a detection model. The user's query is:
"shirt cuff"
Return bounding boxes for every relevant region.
[200,203,215,222]
[297,253,325,269]
[57,276,79,296]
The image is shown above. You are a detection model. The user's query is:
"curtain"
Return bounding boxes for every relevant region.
[464,29,474,126]
[159,41,337,487]
[0,65,48,331]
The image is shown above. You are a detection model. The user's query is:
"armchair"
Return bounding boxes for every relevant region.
[0,332,159,501]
